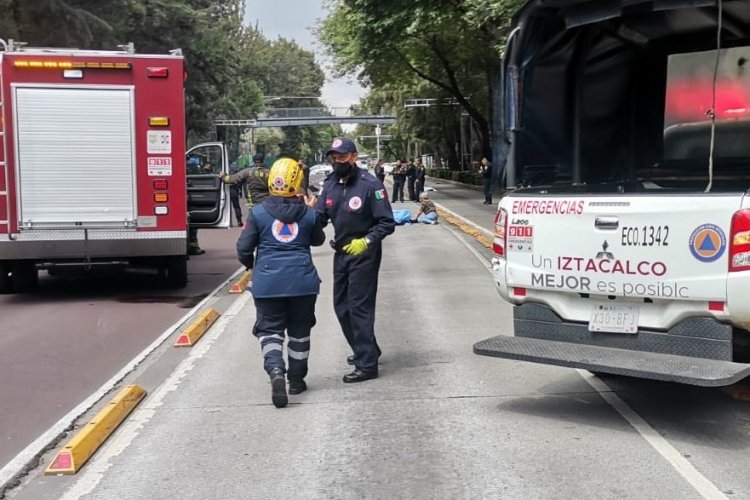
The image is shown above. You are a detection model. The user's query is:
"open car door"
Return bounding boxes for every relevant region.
[186,142,231,229]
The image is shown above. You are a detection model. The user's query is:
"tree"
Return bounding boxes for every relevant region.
[320,0,523,166]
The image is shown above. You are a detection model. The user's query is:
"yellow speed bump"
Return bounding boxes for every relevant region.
[45,385,146,475]
[229,270,252,294]
[174,307,220,347]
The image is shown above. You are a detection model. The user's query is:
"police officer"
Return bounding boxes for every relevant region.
[414,157,426,200]
[405,158,417,201]
[221,152,270,208]
[311,138,395,383]
[390,159,406,203]
[237,157,325,408]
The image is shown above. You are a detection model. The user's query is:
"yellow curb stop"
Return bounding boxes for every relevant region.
[45,385,146,475]
[229,270,252,294]
[174,307,220,347]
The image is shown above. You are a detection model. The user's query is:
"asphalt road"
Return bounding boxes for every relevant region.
[0,226,244,469]
[6,179,750,499]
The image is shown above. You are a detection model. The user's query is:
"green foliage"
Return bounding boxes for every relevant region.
[320,0,523,167]
[0,0,329,148]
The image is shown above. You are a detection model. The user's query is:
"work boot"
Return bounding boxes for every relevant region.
[269,367,288,408]
[288,379,307,395]
[343,369,378,383]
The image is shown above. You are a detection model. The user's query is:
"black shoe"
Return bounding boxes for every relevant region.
[347,355,355,365]
[236,219,243,226]
[343,369,378,383]
[288,379,307,395]
[188,248,206,256]
[269,368,288,408]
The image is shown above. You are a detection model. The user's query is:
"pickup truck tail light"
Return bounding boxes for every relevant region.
[492,207,508,257]
[729,209,750,272]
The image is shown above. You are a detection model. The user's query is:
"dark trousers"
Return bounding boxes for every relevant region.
[392,179,405,202]
[230,188,243,224]
[415,179,424,199]
[483,179,493,203]
[333,248,382,373]
[407,178,416,201]
[253,295,317,381]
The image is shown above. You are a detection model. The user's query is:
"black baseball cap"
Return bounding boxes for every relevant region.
[326,138,357,156]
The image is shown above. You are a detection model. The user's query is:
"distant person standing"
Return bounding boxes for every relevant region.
[237,158,325,408]
[228,161,244,226]
[374,158,386,183]
[298,158,311,196]
[480,157,493,204]
[405,159,417,202]
[391,160,406,203]
[414,158,426,200]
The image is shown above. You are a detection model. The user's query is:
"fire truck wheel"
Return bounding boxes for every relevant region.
[0,262,12,294]
[165,255,188,288]
[11,261,38,293]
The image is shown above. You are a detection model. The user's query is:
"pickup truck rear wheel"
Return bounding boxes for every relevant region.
[165,255,188,288]
[12,261,38,293]
[0,262,12,294]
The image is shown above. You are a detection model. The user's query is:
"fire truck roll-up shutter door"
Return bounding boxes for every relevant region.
[14,87,136,228]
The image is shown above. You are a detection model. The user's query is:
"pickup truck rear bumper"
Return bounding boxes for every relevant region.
[475,303,750,386]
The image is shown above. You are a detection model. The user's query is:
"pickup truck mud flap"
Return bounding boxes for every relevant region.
[474,336,750,387]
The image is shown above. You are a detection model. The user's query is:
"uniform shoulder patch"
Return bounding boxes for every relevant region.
[374,189,386,201]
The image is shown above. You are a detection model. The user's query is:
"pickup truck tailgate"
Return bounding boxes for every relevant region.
[505,195,743,302]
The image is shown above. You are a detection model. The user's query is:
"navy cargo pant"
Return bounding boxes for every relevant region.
[333,246,382,373]
[253,295,317,381]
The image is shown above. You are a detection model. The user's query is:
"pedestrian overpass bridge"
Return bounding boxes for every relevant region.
[214,106,396,128]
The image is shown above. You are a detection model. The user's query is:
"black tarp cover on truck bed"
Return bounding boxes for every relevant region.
[506,0,750,187]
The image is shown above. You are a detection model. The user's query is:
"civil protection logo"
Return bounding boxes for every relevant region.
[271,220,299,243]
[689,223,726,263]
[348,196,362,210]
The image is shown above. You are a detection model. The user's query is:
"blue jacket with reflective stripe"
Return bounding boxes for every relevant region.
[237,197,323,298]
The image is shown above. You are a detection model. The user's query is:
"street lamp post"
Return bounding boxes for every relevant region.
[376,124,381,160]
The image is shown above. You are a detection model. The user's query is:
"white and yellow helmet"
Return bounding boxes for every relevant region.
[268,157,303,197]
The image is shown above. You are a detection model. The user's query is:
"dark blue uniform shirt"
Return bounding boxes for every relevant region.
[316,170,395,252]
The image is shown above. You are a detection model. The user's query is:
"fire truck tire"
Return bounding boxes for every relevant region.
[0,262,12,294]
[165,255,188,288]
[12,261,38,293]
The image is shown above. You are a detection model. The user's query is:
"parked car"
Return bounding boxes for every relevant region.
[309,164,333,176]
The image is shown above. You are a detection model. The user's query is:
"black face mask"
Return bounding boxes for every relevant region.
[333,162,353,178]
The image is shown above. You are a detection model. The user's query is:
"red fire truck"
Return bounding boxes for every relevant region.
[0,41,230,293]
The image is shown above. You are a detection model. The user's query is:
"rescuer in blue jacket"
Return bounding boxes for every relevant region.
[312,138,396,383]
[237,157,325,408]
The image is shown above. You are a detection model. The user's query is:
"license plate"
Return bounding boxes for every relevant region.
[588,303,639,334]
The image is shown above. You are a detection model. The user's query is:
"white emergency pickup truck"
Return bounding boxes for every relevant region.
[474,0,750,386]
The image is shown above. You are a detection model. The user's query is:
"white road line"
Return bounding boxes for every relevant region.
[448,210,728,500]
[0,266,245,492]
[579,371,727,499]
[60,291,251,500]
